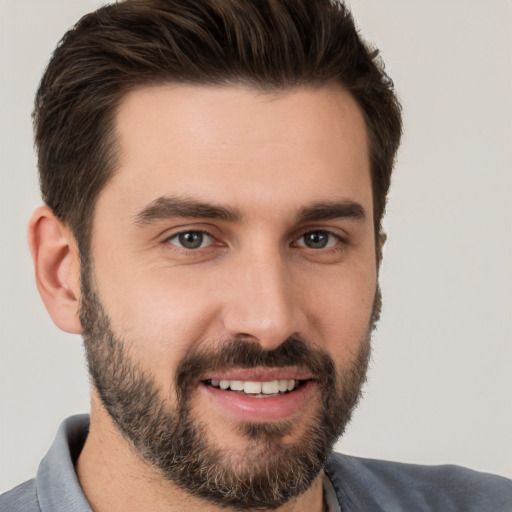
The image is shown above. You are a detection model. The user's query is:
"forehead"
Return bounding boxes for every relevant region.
[101,84,372,221]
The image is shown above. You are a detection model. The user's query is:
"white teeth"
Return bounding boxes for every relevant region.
[229,380,244,391]
[261,380,279,394]
[243,381,262,394]
[209,378,299,394]
[278,379,289,392]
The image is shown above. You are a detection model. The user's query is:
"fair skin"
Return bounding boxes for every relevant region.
[29,85,376,512]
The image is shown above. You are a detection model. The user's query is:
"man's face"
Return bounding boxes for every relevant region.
[81,85,377,508]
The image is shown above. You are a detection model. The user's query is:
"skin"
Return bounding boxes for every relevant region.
[29,84,377,512]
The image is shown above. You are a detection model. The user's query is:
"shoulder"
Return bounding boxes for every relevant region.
[0,479,39,512]
[325,452,512,512]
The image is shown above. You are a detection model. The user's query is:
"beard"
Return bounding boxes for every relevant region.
[79,257,377,510]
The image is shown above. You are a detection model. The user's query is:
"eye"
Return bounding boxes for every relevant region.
[295,230,339,249]
[167,230,214,250]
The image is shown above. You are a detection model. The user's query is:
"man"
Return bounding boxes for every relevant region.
[1,0,511,511]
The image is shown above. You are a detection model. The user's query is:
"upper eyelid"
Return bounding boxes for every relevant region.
[165,228,210,238]
[161,225,218,241]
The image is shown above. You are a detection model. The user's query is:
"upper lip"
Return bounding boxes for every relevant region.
[202,367,313,382]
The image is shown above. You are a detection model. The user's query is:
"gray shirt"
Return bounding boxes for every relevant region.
[1,415,511,511]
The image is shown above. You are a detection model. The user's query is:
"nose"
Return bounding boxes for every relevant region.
[221,245,308,351]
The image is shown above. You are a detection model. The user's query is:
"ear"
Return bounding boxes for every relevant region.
[376,229,387,267]
[379,230,387,249]
[28,206,82,334]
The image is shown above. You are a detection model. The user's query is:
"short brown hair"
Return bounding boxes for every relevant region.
[34,0,402,255]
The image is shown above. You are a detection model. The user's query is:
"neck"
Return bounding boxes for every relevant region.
[76,397,325,512]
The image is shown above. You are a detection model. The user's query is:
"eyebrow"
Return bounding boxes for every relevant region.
[134,196,366,227]
[134,196,242,225]
[297,200,366,223]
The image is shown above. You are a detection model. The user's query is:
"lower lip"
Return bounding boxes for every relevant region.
[200,380,315,422]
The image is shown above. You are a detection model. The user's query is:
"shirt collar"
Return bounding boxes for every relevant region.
[36,415,343,512]
[323,470,342,512]
[36,415,92,512]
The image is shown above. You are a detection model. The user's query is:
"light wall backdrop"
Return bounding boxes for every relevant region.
[1,0,511,493]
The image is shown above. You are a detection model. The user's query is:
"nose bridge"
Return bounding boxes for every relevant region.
[222,241,304,349]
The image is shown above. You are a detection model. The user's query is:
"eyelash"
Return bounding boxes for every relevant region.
[164,229,345,253]
[293,230,342,250]
[165,230,216,251]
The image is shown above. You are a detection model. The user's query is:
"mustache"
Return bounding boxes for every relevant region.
[175,336,337,401]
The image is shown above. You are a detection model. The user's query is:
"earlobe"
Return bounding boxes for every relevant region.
[28,206,82,334]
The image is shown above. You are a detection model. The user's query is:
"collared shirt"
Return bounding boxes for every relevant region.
[0,416,340,511]
[2,415,512,511]
[322,472,342,512]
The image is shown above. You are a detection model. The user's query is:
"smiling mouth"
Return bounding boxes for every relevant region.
[204,379,307,397]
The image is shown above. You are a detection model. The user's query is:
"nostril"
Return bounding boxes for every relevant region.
[221,280,307,350]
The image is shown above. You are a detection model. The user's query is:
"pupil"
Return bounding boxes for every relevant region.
[179,232,203,249]
[305,231,328,249]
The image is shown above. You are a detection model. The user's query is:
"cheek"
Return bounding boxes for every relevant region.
[94,265,222,382]
[304,261,377,361]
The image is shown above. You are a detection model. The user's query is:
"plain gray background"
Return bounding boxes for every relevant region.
[1,0,511,493]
